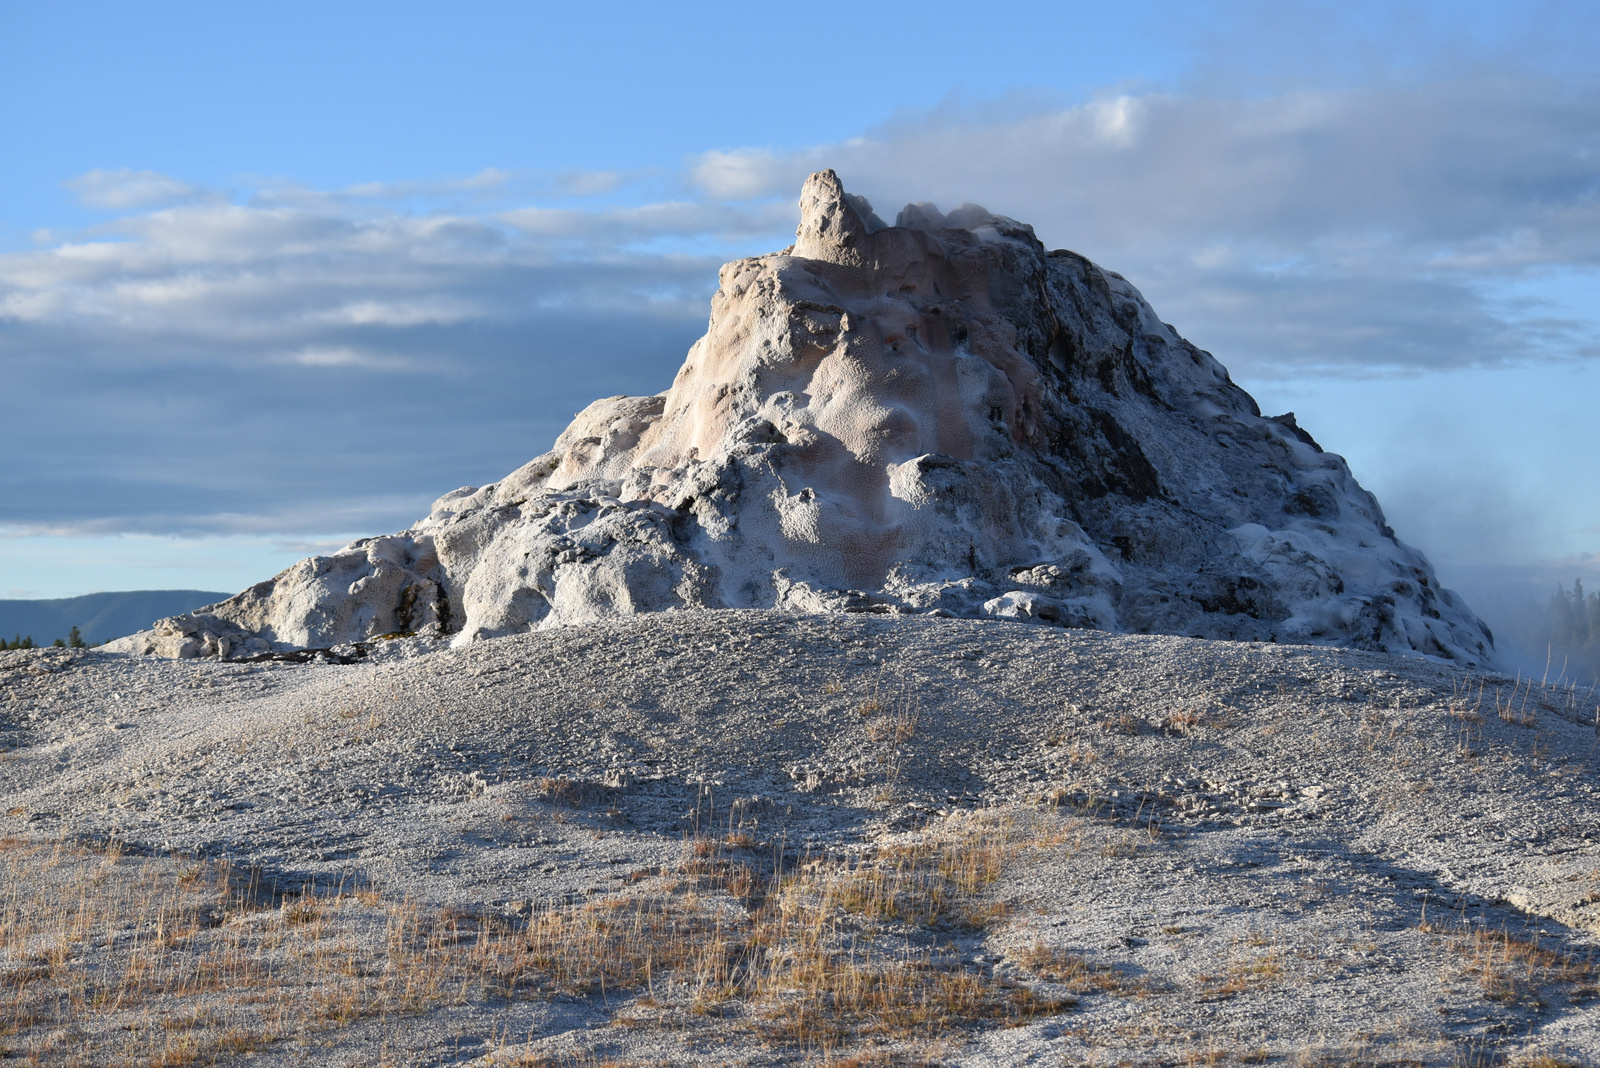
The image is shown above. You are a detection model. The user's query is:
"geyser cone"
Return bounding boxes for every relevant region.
[112,171,1495,665]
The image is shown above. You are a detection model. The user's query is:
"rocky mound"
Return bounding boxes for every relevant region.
[111,171,1493,663]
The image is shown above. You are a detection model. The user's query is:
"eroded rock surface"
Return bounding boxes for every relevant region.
[111,171,1492,663]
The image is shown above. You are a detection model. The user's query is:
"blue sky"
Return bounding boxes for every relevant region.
[2,0,1597,607]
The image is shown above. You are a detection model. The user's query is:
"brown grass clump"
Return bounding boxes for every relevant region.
[1447,678,1486,724]
[865,704,918,745]
[1060,741,1100,766]
[1420,913,1597,1008]
[713,810,1076,1046]
[1494,677,1541,728]
[1162,709,1207,734]
[1186,927,1292,1002]
[1100,713,1144,736]
[532,774,600,807]
[498,1055,656,1068]
[1015,941,1149,997]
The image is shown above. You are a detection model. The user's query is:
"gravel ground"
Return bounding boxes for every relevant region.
[3,611,1599,1066]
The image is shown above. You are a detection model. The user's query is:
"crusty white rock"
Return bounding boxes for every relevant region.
[110,171,1493,663]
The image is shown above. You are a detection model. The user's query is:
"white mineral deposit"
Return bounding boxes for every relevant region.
[110,172,1490,666]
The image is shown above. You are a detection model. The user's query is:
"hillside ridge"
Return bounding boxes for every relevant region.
[0,589,230,645]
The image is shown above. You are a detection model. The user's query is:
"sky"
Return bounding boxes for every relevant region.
[1,0,1597,614]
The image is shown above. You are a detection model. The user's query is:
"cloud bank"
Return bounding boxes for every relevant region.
[692,75,1600,373]
[3,73,1596,549]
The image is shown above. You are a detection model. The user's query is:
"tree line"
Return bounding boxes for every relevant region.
[1497,579,1600,686]
[2,626,90,650]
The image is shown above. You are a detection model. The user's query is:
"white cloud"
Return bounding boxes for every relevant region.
[0,175,736,538]
[63,168,216,209]
[262,167,642,212]
[1086,94,1142,148]
[689,148,806,201]
[311,298,484,327]
[497,199,792,245]
[285,346,430,372]
[553,170,627,197]
[341,168,511,199]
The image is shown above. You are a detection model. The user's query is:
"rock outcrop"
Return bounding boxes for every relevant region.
[110,171,1494,664]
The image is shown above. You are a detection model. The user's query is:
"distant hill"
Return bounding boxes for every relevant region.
[0,590,231,646]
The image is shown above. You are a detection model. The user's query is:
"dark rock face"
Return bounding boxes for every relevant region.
[112,171,1494,665]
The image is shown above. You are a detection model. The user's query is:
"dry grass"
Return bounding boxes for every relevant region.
[1099,712,1144,736]
[859,685,922,803]
[1162,708,1207,734]
[864,704,918,745]
[1,836,376,1065]
[531,775,594,806]
[1014,941,1149,997]
[21,801,1588,1066]
[2,834,1589,1068]
[0,810,1088,1066]
[1182,925,1295,1002]
[1447,678,1486,725]
[1059,741,1100,766]
[1493,677,1541,728]
[1199,950,1288,1000]
[497,1054,658,1068]
[1420,912,1599,1008]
